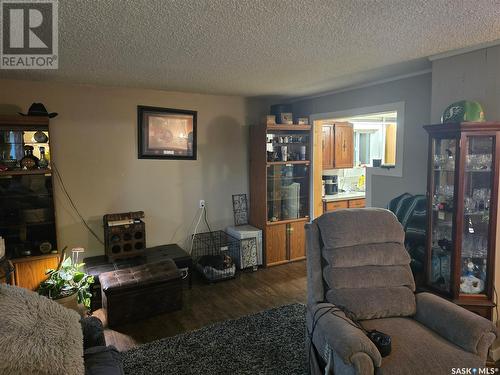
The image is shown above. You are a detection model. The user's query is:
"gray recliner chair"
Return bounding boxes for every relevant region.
[305,208,497,375]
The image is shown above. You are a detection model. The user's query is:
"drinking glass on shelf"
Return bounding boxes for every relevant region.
[433,155,440,168]
[464,197,476,213]
[445,155,455,170]
[472,188,490,212]
[434,155,444,169]
[479,154,492,170]
[466,154,478,170]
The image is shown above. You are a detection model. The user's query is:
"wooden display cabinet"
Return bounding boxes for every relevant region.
[0,115,59,290]
[250,123,311,266]
[322,122,354,169]
[424,122,500,319]
[11,253,60,290]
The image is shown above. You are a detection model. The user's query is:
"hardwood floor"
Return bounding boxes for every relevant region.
[92,260,307,351]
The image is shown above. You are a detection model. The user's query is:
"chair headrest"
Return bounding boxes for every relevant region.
[315,208,405,249]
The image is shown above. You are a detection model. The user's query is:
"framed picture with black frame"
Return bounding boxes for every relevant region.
[137,105,197,160]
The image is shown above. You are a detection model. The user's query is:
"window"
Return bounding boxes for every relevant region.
[340,111,397,167]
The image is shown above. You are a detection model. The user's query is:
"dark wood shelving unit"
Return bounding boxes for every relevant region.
[0,115,58,290]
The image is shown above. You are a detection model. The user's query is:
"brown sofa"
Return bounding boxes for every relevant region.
[305,208,497,375]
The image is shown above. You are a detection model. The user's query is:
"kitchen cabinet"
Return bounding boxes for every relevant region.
[322,125,334,169]
[322,122,354,169]
[334,123,354,168]
[348,198,366,208]
[323,198,365,213]
[424,121,500,320]
[324,200,348,212]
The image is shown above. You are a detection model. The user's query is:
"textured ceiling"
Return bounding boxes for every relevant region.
[1,0,500,97]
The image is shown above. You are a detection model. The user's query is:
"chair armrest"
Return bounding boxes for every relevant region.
[307,303,382,370]
[414,292,497,356]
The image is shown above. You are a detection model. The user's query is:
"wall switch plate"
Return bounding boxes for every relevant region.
[199,200,205,208]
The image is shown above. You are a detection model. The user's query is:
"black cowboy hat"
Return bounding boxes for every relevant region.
[19,103,58,118]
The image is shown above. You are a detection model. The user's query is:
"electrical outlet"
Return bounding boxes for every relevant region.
[199,200,205,208]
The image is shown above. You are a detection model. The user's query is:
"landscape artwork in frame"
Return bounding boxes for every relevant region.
[138,106,197,160]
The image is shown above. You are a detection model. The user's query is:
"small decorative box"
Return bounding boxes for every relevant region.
[264,115,276,125]
[279,113,293,125]
[297,117,309,125]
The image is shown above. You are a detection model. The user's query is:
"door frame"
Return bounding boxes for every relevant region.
[310,101,405,213]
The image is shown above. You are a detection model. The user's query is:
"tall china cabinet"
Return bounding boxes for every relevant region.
[424,122,500,319]
[0,115,59,290]
[250,123,311,266]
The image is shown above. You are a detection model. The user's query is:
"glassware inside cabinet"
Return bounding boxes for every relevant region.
[460,136,493,295]
[267,164,310,222]
[429,137,457,293]
[266,132,309,162]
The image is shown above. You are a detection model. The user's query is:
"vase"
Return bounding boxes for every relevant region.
[55,292,81,314]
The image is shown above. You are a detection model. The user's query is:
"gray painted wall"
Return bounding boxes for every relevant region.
[288,73,432,207]
[431,45,500,122]
[431,46,500,324]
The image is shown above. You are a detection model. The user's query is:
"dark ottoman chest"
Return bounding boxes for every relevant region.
[99,259,182,328]
[84,244,193,311]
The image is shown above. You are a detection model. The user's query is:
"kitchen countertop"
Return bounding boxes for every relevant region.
[323,192,366,202]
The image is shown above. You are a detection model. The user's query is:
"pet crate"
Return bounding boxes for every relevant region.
[191,230,240,282]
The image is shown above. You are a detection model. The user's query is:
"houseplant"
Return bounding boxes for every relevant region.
[38,255,94,312]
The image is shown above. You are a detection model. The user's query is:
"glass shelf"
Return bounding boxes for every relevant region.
[267,164,310,222]
[429,137,458,293]
[266,131,310,163]
[267,161,310,165]
[459,137,493,296]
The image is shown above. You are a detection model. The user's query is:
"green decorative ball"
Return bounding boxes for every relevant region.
[441,100,485,123]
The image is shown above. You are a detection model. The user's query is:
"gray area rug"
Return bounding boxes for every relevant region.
[121,303,307,375]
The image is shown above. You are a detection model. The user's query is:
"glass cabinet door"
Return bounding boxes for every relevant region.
[460,136,494,296]
[429,137,458,293]
[267,164,309,222]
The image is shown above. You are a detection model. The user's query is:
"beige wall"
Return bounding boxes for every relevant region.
[0,79,264,257]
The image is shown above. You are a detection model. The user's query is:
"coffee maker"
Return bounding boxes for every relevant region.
[323,175,338,196]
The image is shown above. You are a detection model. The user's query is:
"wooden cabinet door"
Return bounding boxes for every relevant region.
[324,200,348,212]
[265,224,287,266]
[13,255,59,290]
[288,222,306,261]
[322,125,334,169]
[348,198,366,208]
[333,123,354,168]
